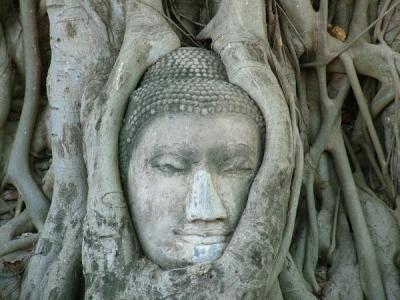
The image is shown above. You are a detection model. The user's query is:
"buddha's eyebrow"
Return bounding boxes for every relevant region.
[150,145,197,160]
[210,144,257,160]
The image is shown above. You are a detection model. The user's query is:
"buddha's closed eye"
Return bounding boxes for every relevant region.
[220,156,255,174]
[150,152,255,176]
[150,154,189,175]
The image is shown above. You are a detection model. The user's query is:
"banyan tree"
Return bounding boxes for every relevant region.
[0,0,400,299]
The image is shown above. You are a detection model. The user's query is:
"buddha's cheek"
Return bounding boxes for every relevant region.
[129,172,189,253]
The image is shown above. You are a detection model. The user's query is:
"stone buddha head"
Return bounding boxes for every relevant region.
[119,47,265,269]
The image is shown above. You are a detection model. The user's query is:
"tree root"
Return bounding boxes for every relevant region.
[4,0,398,299]
[0,211,34,243]
[0,24,11,129]
[19,0,124,297]
[30,106,50,155]
[4,0,49,231]
[323,212,363,300]
[330,130,386,300]
[341,54,396,203]
[316,154,339,257]
[358,182,400,299]
[290,212,307,271]
[301,67,349,292]
[0,196,16,215]
[82,0,180,297]
[0,21,12,186]
[0,233,38,257]
[276,2,397,298]
[279,255,316,300]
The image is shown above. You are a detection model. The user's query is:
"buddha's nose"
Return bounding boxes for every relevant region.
[185,169,228,222]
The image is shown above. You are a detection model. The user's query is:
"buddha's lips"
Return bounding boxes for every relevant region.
[175,232,229,245]
[172,225,233,238]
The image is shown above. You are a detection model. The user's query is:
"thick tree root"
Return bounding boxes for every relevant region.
[19,0,124,297]
[82,0,180,297]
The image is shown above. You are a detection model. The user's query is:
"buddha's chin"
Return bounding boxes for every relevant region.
[146,236,229,269]
[162,241,227,268]
[178,235,228,265]
[191,242,226,263]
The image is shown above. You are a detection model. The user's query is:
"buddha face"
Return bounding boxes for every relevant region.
[127,113,263,269]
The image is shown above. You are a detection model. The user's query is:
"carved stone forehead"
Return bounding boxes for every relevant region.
[119,47,265,182]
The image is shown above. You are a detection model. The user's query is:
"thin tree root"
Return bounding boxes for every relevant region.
[329,129,386,300]
[326,188,340,263]
[303,168,320,292]
[290,217,307,271]
[0,24,12,129]
[360,139,387,190]
[14,197,22,217]
[371,84,394,118]
[4,0,49,231]
[323,212,363,300]
[317,154,339,256]
[0,201,15,215]
[341,54,396,204]
[279,254,316,300]
[0,21,12,186]
[0,233,38,257]
[0,211,33,241]
[300,53,349,291]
